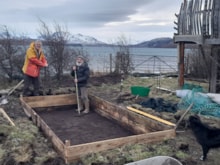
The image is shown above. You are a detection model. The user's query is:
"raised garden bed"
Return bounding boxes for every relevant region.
[20,93,176,164]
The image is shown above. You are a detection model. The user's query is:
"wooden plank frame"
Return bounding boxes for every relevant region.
[20,94,176,164]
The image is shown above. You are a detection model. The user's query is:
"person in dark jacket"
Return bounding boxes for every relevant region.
[71,56,90,114]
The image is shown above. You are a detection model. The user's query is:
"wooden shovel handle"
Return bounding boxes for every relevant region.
[74,70,80,114]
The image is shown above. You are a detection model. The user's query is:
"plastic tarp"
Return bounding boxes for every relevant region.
[140,98,178,113]
[178,89,220,117]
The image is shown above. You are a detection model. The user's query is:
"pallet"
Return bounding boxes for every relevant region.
[20,94,176,164]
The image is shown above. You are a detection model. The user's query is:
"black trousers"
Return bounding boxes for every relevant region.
[23,74,40,96]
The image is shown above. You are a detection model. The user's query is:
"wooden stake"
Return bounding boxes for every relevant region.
[174,103,193,130]
[7,79,24,96]
[0,108,15,126]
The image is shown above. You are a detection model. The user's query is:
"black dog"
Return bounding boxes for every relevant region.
[189,115,220,160]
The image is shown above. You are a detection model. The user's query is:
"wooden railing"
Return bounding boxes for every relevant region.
[175,0,220,38]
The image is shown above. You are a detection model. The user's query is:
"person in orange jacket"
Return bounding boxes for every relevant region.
[22,40,48,96]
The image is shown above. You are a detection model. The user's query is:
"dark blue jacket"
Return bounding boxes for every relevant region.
[71,63,90,87]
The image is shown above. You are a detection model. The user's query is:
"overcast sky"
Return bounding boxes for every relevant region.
[0,0,182,44]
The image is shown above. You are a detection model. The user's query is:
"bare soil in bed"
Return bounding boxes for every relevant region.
[36,106,133,145]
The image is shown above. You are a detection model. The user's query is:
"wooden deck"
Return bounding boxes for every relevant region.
[174,0,220,92]
[174,0,220,43]
[20,94,176,163]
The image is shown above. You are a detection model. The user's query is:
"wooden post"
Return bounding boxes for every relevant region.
[64,140,71,164]
[210,46,218,92]
[178,42,185,88]
[109,53,112,73]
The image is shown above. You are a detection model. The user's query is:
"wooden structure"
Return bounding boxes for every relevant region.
[174,0,220,92]
[20,94,176,163]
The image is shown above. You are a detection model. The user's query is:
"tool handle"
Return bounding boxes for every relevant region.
[74,70,80,114]
[8,79,24,96]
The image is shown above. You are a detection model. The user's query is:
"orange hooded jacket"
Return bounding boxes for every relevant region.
[22,42,47,77]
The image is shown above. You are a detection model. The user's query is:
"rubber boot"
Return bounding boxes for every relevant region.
[77,99,84,112]
[82,100,90,114]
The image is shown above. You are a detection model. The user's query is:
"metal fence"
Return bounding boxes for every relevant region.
[89,54,178,74]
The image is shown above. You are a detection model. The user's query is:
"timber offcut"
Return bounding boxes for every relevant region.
[20,93,176,164]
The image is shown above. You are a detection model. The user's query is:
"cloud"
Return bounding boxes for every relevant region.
[0,0,182,43]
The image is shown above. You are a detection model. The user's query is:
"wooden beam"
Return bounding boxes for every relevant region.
[89,94,174,133]
[174,35,203,44]
[64,129,175,163]
[126,106,176,127]
[22,94,77,108]
[0,108,15,126]
[155,87,176,94]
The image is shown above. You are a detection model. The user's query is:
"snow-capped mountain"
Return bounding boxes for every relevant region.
[38,32,175,47]
[68,33,106,45]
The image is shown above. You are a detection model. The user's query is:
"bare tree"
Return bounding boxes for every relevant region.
[114,34,133,74]
[0,25,25,82]
[38,20,73,82]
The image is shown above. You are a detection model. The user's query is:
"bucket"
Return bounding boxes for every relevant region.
[130,86,150,97]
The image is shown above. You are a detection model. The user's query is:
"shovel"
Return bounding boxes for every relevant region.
[74,70,81,115]
[0,79,24,105]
